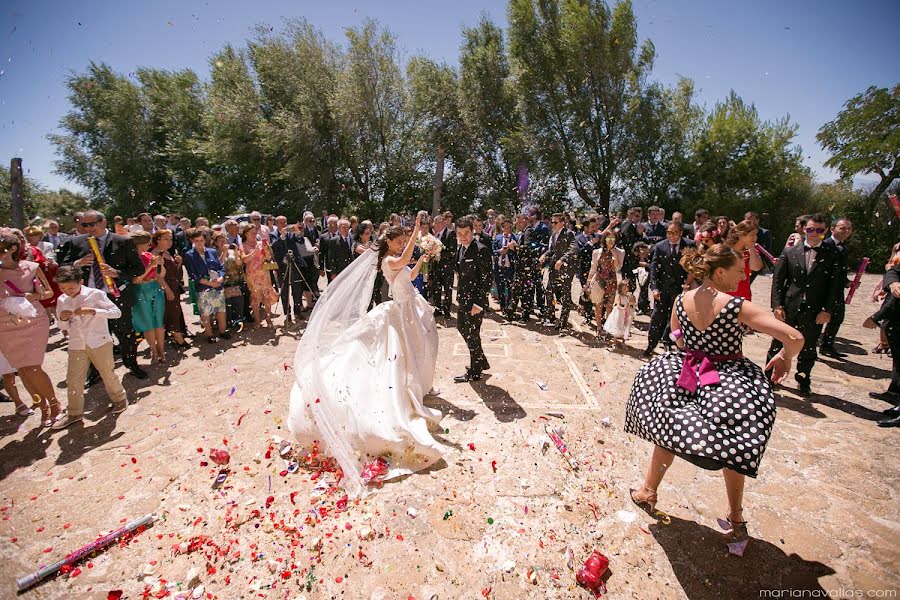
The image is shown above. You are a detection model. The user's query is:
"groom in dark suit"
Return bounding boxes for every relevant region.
[453,216,493,383]
[767,213,845,396]
[58,210,148,380]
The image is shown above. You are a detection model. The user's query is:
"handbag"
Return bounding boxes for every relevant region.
[263,260,280,271]
[223,285,242,299]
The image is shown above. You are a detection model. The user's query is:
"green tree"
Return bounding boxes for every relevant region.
[817,85,900,204]
[199,45,268,219]
[332,19,424,217]
[457,15,525,214]
[49,62,154,215]
[30,188,91,230]
[620,77,701,211]
[247,20,343,216]
[681,91,812,245]
[508,0,654,212]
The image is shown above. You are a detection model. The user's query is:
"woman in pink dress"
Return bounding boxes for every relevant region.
[0,230,59,426]
[725,220,763,301]
[241,224,277,329]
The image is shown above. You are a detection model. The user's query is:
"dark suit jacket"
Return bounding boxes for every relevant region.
[541,229,579,273]
[58,231,144,303]
[455,240,493,310]
[434,227,458,273]
[619,220,644,272]
[324,234,354,275]
[649,239,695,294]
[319,230,336,272]
[272,232,310,270]
[771,242,845,319]
[642,221,667,245]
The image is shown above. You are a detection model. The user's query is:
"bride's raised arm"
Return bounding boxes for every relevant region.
[384,214,421,271]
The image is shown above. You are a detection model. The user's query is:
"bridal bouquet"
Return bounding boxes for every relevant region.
[416,234,443,280]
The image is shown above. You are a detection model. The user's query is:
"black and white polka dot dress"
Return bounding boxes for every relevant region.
[624,295,775,478]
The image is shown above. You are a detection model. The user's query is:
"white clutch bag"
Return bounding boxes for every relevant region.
[1,296,38,319]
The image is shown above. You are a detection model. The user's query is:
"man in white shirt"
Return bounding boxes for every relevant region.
[52,266,128,429]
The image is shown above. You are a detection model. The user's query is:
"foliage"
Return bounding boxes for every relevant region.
[679,91,812,245]
[817,85,900,203]
[40,0,891,243]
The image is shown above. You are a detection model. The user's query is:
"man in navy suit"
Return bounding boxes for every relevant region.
[644,221,695,357]
[492,219,518,320]
[642,206,667,245]
[767,213,845,395]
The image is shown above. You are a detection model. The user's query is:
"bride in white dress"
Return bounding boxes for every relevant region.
[287,215,448,496]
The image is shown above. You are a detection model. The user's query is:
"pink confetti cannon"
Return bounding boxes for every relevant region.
[845,257,870,304]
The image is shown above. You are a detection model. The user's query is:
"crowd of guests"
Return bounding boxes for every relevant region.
[0,203,897,429]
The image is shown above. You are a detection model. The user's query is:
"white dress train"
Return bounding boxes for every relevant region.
[287,256,447,496]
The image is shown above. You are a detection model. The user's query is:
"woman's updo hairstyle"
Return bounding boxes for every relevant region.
[679,243,741,280]
[376,225,405,272]
[725,219,758,247]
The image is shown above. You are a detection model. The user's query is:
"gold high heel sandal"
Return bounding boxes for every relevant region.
[629,486,658,515]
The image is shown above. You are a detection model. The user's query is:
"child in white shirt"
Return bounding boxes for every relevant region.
[51,266,128,429]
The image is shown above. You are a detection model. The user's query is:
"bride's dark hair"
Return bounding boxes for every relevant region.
[376,225,405,272]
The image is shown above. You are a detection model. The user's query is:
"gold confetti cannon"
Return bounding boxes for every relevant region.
[87,236,120,298]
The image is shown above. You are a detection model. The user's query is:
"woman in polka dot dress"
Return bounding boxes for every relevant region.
[625,244,804,541]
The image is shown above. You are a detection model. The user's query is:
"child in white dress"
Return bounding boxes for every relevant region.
[603,281,636,346]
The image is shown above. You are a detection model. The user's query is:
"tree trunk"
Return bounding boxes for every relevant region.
[431,145,445,217]
[866,166,900,205]
[10,158,24,229]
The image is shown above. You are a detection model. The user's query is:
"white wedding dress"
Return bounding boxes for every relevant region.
[287,250,447,496]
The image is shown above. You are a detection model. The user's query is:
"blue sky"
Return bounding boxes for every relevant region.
[0,0,896,194]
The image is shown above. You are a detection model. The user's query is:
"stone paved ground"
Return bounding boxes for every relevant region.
[0,274,897,600]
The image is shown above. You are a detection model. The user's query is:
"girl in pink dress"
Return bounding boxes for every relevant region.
[0,230,59,426]
[241,224,277,329]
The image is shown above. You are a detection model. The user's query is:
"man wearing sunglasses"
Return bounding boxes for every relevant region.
[768,213,845,396]
[59,210,148,381]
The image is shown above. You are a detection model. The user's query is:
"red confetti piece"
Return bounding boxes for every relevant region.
[279,470,288,477]
[289,492,298,505]
[281,570,291,580]
[199,461,208,467]
[236,412,248,427]
[70,567,82,577]
[283,362,291,370]
[491,460,497,473]
[396,534,404,541]
[335,576,343,583]
[131,457,136,464]
[36,526,44,532]
[42,547,52,553]
[10,537,17,543]
[314,398,320,403]
[108,592,123,600]
[63,523,71,529]
[196,447,204,453]
[265,496,275,508]
[468,443,476,451]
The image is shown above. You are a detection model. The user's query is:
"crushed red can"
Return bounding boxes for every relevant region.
[576,551,609,591]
